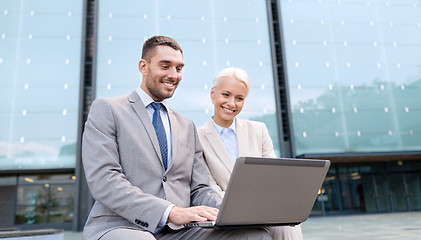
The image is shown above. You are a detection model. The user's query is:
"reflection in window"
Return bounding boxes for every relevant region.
[0,0,83,169]
[16,185,48,224]
[279,0,421,155]
[15,174,75,225]
[95,0,281,156]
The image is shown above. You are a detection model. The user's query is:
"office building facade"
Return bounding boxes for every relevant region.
[0,0,420,231]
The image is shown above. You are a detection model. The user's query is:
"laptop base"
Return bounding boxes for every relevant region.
[184,221,301,229]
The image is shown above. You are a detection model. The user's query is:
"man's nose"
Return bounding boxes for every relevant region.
[167,67,178,79]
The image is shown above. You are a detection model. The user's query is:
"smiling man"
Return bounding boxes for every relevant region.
[139,39,184,102]
[81,36,272,240]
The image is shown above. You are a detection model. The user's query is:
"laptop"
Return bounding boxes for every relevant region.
[184,156,330,228]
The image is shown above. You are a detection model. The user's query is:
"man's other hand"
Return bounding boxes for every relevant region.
[168,206,219,226]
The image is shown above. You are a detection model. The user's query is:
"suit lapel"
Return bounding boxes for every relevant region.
[167,109,177,171]
[236,118,250,157]
[128,91,163,166]
[203,120,234,172]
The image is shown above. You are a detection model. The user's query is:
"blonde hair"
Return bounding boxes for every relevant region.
[212,67,250,95]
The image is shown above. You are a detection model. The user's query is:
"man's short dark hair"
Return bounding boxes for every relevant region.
[141,36,183,61]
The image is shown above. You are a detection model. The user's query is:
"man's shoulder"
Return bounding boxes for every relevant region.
[92,95,128,104]
[88,95,133,118]
[170,109,194,125]
[91,94,132,109]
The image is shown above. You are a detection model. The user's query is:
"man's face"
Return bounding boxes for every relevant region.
[139,45,184,102]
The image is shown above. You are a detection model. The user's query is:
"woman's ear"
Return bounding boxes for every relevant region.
[210,88,216,104]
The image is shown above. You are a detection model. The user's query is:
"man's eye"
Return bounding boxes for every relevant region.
[161,65,169,69]
[222,93,229,97]
[236,97,244,101]
[176,67,183,72]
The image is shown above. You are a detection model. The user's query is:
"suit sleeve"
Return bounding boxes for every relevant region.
[205,164,225,198]
[261,122,277,158]
[82,98,170,233]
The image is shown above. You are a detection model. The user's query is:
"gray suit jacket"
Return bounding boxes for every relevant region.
[82,91,222,240]
[198,118,276,196]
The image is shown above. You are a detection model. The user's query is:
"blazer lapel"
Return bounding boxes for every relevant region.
[128,91,163,166]
[236,118,250,157]
[167,108,177,172]
[203,120,234,172]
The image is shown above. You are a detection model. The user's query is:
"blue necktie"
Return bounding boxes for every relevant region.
[150,102,168,171]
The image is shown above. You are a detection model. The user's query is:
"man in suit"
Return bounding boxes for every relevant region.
[198,67,303,240]
[82,36,272,240]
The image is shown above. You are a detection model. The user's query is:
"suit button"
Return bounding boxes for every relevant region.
[163,176,167,182]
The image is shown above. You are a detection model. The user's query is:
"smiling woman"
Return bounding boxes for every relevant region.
[198,67,303,240]
[210,68,249,128]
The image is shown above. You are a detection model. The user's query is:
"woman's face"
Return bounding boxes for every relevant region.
[211,76,248,128]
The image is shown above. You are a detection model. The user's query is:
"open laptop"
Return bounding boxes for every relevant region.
[184,156,330,228]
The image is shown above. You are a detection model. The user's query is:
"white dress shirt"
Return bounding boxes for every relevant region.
[211,117,239,163]
[136,87,174,227]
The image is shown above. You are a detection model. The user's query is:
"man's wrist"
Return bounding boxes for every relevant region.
[158,204,175,227]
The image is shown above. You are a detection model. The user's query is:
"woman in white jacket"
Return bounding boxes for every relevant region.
[198,67,303,240]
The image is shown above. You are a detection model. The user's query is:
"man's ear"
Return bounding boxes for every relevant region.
[138,59,147,75]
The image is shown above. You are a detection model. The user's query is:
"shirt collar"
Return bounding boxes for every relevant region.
[211,117,236,135]
[136,87,169,110]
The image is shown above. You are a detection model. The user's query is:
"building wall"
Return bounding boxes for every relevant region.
[0,0,83,170]
[0,185,16,227]
[278,0,421,155]
[94,0,281,155]
[1,0,421,230]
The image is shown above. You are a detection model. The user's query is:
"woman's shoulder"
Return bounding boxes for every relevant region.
[197,119,214,134]
[237,118,265,128]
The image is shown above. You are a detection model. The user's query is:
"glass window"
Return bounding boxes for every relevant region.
[48,183,74,223]
[15,173,75,225]
[15,184,48,224]
[0,0,84,169]
[319,173,342,214]
[279,0,421,155]
[95,0,281,156]
[405,172,421,211]
[339,167,364,212]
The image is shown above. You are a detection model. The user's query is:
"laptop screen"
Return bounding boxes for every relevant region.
[215,157,330,227]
